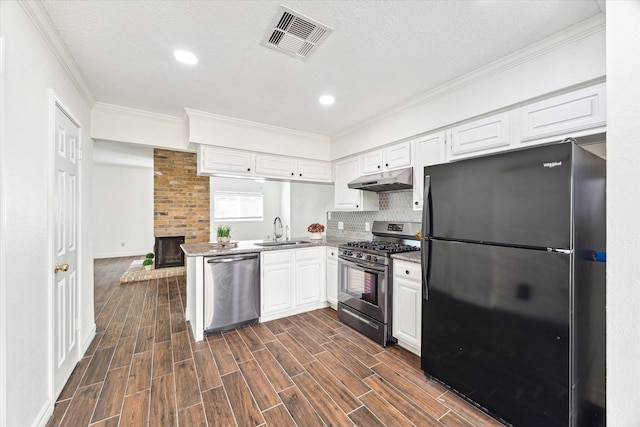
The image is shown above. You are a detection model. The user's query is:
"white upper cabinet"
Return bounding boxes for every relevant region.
[362,141,411,174]
[518,83,606,144]
[334,157,379,211]
[255,155,297,179]
[199,145,255,175]
[296,158,332,182]
[412,132,447,211]
[449,112,510,160]
[199,145,331,182]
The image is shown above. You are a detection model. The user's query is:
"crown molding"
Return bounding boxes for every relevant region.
[184,108,330,143]
[333,13,606,140]
[19,0,95,108]
[93,102,184,123]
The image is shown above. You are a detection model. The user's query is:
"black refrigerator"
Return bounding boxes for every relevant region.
[420,139,606,427]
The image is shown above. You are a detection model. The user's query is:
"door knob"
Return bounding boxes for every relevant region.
[54,263,69,273]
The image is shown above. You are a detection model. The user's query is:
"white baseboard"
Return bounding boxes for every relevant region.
[81,324,96,354]
[93,251,145,259]
[31,399,52,427]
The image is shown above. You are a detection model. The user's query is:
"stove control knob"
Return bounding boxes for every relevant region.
[372,256,377,263]
[356,253,363,258]
[365,255,371,261]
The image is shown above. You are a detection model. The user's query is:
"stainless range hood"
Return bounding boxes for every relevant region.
[347,167,413,192]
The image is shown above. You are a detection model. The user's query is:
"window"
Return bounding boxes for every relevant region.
[213,191,263,221]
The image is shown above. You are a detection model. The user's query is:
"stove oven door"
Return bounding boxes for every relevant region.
[338,257,388,323]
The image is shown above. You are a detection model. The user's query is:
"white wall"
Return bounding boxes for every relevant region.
[0,2,94,426]
[92,141,154,258]
[289,182,334,238]
[607,2,640,424]
[210,177,287,241]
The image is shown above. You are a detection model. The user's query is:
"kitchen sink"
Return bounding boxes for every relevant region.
[254,240,311,247]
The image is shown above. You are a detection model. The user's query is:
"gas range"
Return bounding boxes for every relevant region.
[337,221,421,346]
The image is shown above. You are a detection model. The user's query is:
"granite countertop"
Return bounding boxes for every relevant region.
[181,237,347,257]
[391,251,421,263]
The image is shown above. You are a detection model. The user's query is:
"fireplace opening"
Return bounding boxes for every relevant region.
[155,236,185,269]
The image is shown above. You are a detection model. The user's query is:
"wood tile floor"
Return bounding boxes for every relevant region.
[46,256,504,427]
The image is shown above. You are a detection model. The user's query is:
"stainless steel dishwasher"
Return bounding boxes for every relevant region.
[204,253,260,334]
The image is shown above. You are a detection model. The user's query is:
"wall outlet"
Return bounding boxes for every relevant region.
[365,222,370,231]
[338,221,344,230]
[328,212,331,220]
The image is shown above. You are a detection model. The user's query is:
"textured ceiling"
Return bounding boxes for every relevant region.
[41,0,603,137]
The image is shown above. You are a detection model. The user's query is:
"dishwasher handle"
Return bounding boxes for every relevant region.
[207,254,259,263]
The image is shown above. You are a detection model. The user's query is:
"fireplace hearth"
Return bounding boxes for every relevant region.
[155,236,185,269]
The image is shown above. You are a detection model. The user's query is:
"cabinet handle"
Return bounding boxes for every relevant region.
[377,165,381,169]
[415,201,419,205]
[385,163,389,167]
[405,270,410,275]
[299,173,302,177]
[291,172,294,176]
[356,205,359,208]
[247,168,251,172]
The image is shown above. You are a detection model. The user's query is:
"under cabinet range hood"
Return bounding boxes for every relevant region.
[348,167,413,192]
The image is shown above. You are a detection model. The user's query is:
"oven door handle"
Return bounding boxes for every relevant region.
[338,257,386,273]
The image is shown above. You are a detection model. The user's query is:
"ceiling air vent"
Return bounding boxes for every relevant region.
[262,6,332,60]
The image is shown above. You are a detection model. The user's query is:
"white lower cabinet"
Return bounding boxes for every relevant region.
[295,248,326,306]
[392,260,422,355]
[261,247,327,321]
[326,247,338,309]
[261,251,294,317]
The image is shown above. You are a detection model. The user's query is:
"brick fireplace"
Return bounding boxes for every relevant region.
[154,149,210,257]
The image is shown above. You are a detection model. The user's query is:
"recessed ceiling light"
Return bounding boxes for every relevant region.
[174,49,198,65]
[319,95,335,106]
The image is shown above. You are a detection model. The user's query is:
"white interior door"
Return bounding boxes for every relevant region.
[53,103,80,397]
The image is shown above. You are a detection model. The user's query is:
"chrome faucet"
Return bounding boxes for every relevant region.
[273,217,283,241]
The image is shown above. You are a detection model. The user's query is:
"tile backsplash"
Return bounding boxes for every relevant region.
[326,190,421,240]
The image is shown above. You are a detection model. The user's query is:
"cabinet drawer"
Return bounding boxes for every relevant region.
[262,250,292,265]
[394,260,421,282]
[296,247,322,261]
[326,246,338,260]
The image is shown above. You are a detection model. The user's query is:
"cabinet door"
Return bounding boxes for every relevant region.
[334,157,378,211]
[393,260,422,355]
[334,157,362,210]
[519,83,606,143]
[261,252,293,315]
[326,247,338,308]
[412,133,446,210]
[383,140,411,170]
[199,145,255,175]
[297,159,332,182]
[362,150,384,174]
[295,248,325,307]
[255,154,296,179]
[450,112,510,159]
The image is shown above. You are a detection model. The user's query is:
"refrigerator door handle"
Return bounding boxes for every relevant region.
[421,238,431,301]
[421,175,431,236]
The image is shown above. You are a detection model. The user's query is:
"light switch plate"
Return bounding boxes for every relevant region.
[365,222,370,231]
[338,221,344,230]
